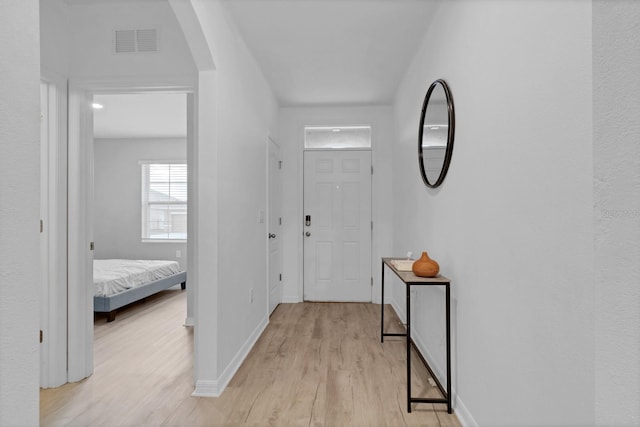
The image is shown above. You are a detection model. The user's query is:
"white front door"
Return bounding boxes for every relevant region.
[268,138,283,314]
[303,150,372,302]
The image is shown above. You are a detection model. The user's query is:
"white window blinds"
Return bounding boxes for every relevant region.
[141,162,187,241]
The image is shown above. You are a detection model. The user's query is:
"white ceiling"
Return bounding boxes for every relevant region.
[222,0,439,106]
[91,0,438,137]
[93,93,187,139]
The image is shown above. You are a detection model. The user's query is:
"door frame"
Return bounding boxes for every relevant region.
[301,147,373,302]
[39,71,68,388]
[67,81,94,381]
[65,76,197,382]
[266,135,283,314]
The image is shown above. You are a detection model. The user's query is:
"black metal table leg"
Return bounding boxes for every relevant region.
[406,283,412,413]
[446,283,452,414]
[381,259,385,343]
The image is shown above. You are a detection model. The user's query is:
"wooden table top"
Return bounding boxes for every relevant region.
[382,257,450,285]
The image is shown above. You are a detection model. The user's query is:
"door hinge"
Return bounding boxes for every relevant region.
[40,330,43,343]
[371,221,373,231]
[278,160,283,170]
[90,242,95,251]
[40,220,43,233]
[371,277,373,287]
[279,273,282,281]
[279,217,282,226]
[371,165,374,175]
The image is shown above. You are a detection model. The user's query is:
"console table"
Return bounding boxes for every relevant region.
[380,257,452,414]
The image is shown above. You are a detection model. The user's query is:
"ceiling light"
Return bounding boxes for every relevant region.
[91,103,104,110]
[332,128,341,132]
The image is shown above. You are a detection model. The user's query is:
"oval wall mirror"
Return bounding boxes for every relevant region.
[418,79,455,188]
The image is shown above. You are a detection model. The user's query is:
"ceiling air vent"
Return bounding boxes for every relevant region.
[136,29,157,52]
[114,29,158,54]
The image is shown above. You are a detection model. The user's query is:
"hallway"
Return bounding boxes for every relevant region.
[41,293,460,426]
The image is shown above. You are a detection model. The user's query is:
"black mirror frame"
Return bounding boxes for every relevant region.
[418,79,455,188]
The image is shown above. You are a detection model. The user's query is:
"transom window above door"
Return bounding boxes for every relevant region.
[304,126,371,149]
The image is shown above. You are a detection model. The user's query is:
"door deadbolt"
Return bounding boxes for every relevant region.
[305,231,311,237]
[305,215,311,226]
[268,233,276,239]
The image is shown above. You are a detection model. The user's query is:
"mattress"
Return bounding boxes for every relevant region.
[93,259,182,297]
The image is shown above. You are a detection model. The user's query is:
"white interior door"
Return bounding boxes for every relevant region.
[303,150,372,302]
[268,138,283,314]
[39,81,50,386]
[67,84,94,382]
[39,77,68,388]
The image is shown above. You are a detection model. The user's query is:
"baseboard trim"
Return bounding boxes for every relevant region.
[387,302,476,426]
[453,394,478,427]
[192,380,217,397]
[191,315,268,398]
[219,315,270,396]
[390,297,406,324]
[411,330,446,392]
[281,295,299,303]
[183,316,194,327]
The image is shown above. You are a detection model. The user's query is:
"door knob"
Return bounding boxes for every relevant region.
[268,233,276,239]
[305,231,311,237]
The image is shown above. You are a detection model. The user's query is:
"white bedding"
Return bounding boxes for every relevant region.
[93,259,182,297]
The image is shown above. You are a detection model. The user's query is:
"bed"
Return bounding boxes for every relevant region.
[93,259,187,322]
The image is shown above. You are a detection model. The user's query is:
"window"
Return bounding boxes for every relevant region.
[141,162,187,241]
[304,126,371,149]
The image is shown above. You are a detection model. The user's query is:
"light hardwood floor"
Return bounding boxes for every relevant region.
[41,289,461,426]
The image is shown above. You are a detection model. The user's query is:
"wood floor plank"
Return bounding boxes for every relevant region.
[41,292,461,426]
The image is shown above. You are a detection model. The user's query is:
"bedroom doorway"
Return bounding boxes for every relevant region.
[91,91,190,321]
[65,81,197,383]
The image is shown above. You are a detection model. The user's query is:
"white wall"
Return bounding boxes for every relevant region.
[40,0,70,78]
[277,106,394,304]
[38,0,199,382]
[94,138,187,270]
[0,1,41,425]
[593,1,640,425]
[185,1,279,392]
[392,1,593,426]
[68,1,195,80]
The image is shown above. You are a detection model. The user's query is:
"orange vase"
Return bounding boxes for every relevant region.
[412,251,440,277]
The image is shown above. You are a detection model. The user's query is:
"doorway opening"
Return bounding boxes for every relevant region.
[91,92,188,324]
[58,81,198,386]
[302,126,373,302]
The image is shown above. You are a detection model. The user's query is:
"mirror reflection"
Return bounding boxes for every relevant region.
[419,79,455,188]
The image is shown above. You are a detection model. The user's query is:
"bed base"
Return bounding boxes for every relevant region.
[94,271,187,322]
